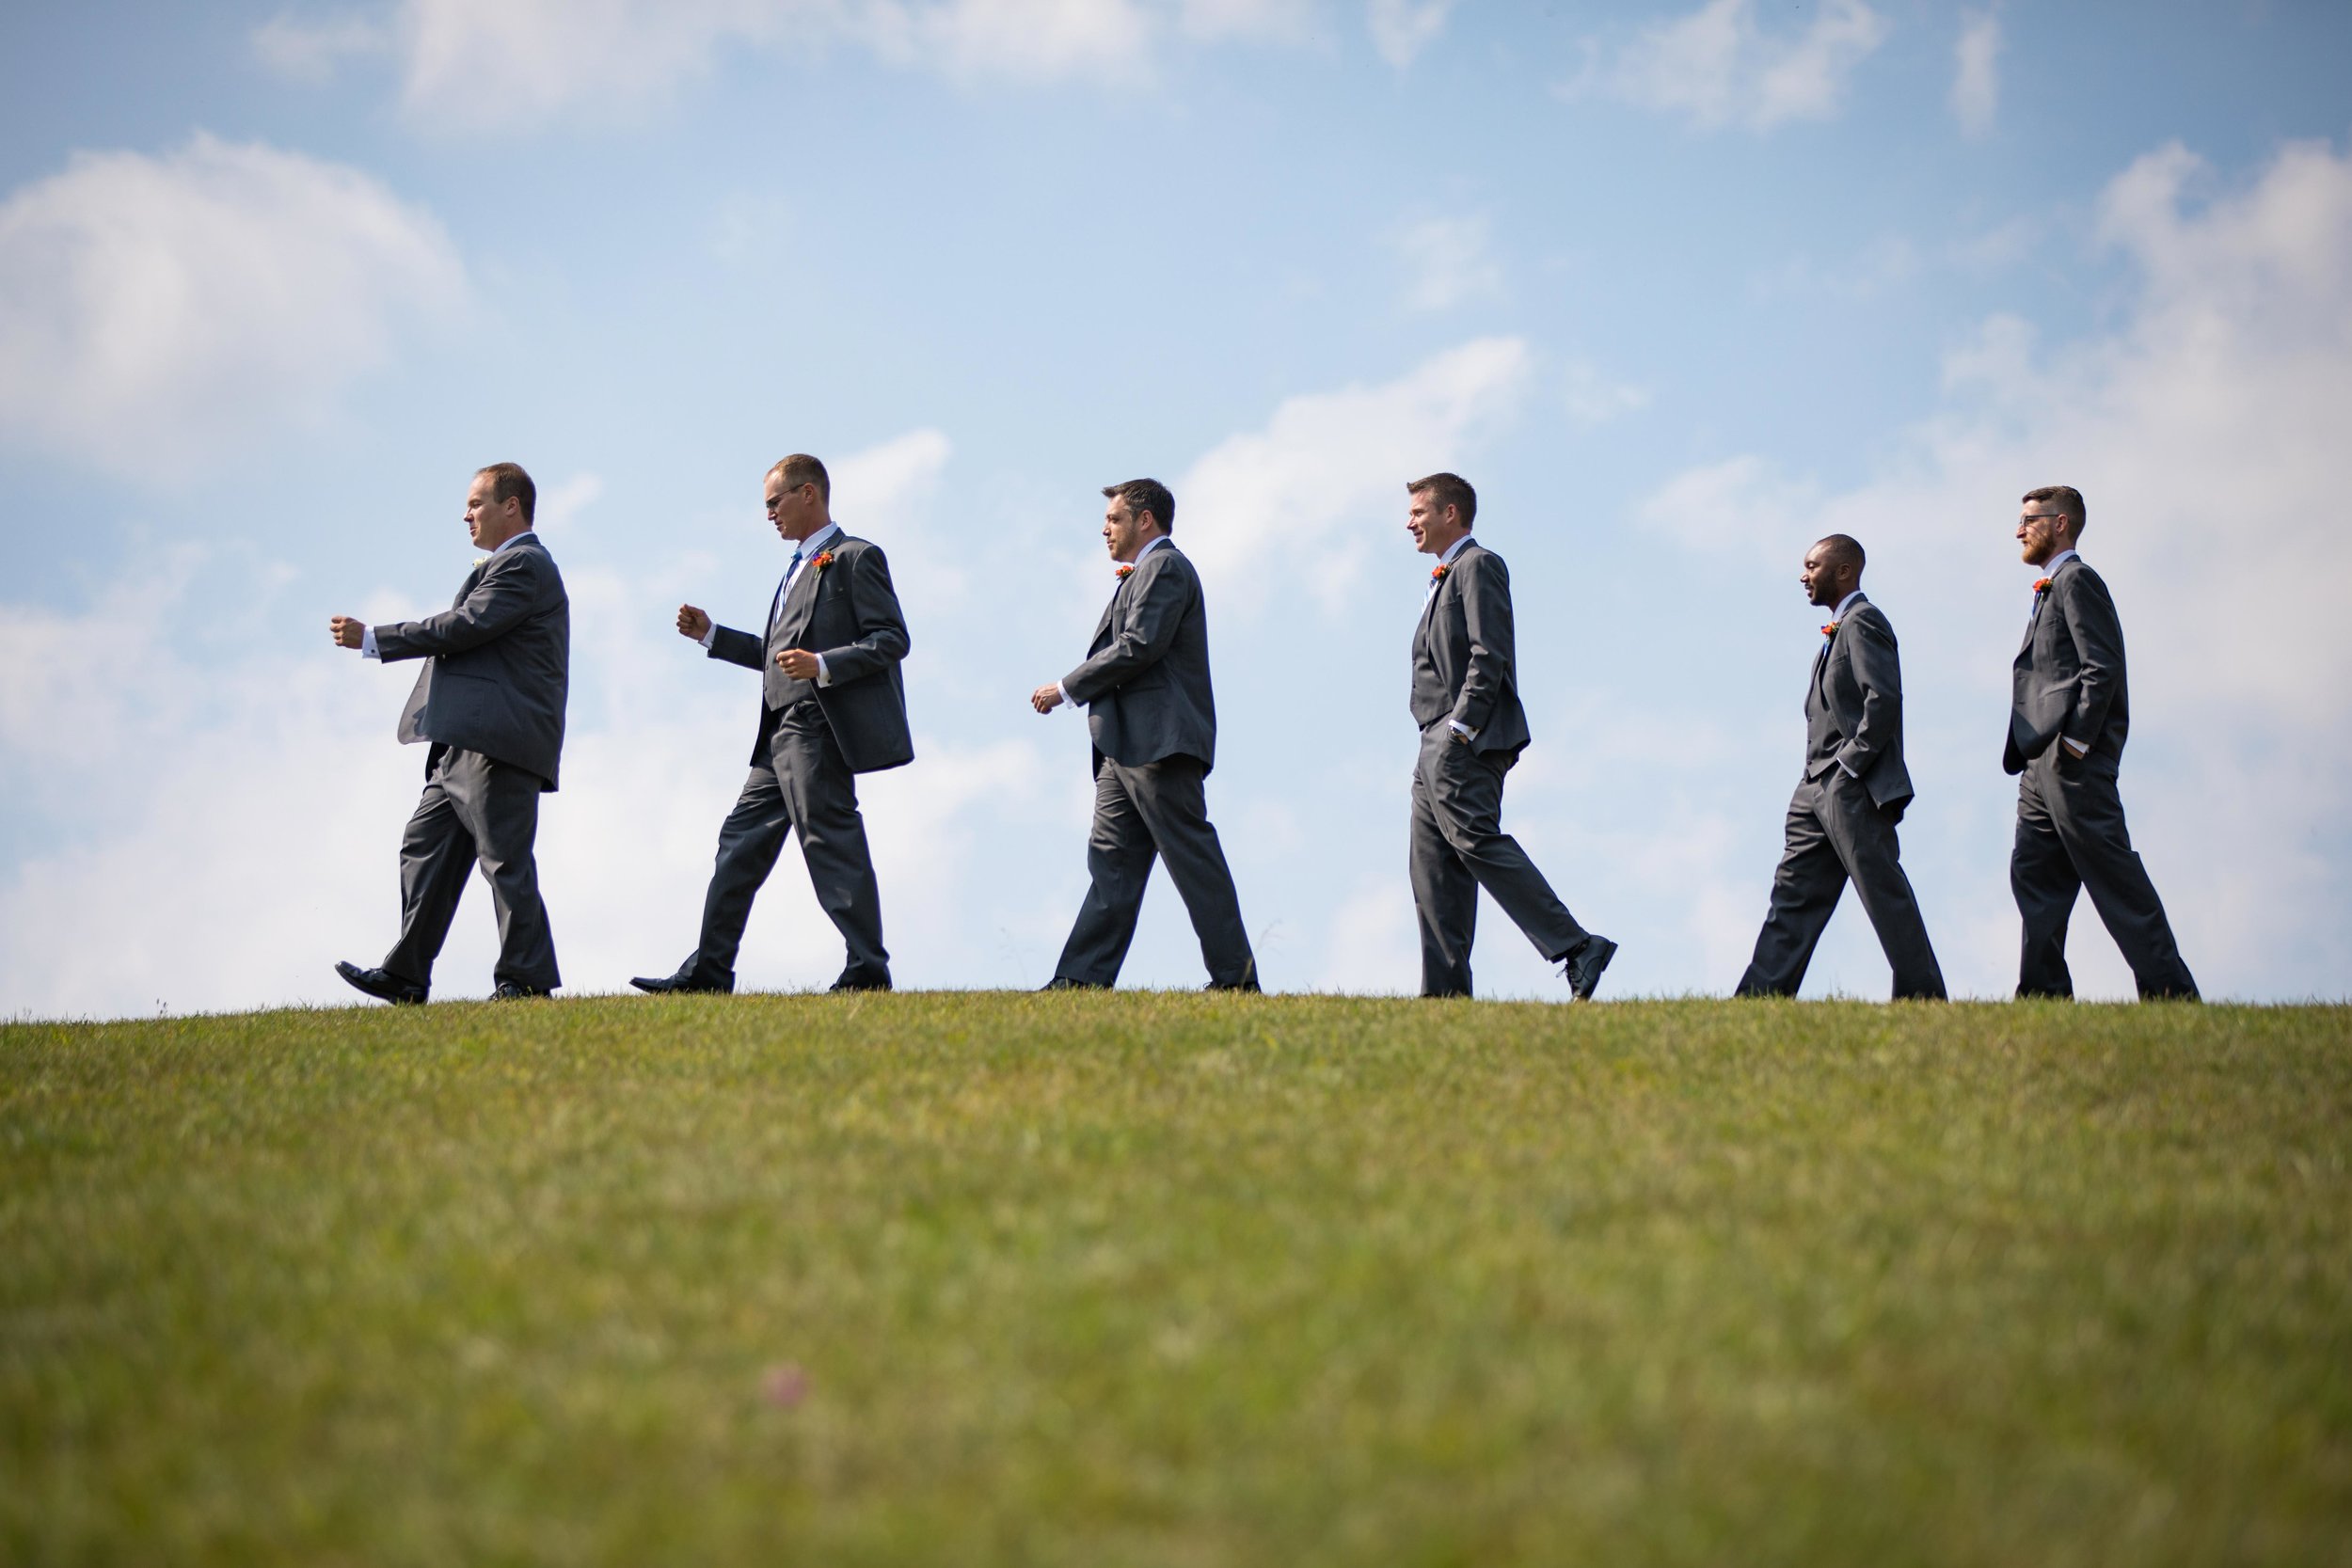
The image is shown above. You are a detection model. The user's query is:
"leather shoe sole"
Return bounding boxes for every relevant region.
[630,973,734,994]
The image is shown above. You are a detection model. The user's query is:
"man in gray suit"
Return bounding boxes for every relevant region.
[1406,473,1614,1000]
[1735,534,1947,1000]
[1029,479,1258,991]
[2006,485,2198,1000]
[633,454,912,994]
[329,462,568,1004]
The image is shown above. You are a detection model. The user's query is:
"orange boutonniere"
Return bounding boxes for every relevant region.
[2032,576,2051,595]
[1115,563,1135,580]
[810,549,836,572]
[1430,562,1452,585]
[1820,622,1838,638]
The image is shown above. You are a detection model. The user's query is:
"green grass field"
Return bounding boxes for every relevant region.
[4,994,2349,1566]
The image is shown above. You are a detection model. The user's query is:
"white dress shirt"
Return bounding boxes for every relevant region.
[1056,533,1172,709]
[701,521,842,686]
[361,530,537,659]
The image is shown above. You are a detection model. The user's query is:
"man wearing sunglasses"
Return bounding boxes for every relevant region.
[2005,484,2198,1000]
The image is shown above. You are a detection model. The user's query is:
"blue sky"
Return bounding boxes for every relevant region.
[3,0,2347,1013]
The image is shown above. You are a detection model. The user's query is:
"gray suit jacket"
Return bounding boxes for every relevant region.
[1807,594,1914,812]
[709,532,914,775]
[374,535,569,790]
[1409,541,1533,761]
[2005,554,2129,775]
[1062,542,1217,773]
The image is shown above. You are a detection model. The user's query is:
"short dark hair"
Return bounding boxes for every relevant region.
[771,453,831,503]
[1815,533,1867,574]
[1406,471,1477,529]
[1103,478,1175,534]
[476,462,536,524]
[2023,484,2087,533]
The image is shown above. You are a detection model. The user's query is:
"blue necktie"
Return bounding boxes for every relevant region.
[769,549,803,636]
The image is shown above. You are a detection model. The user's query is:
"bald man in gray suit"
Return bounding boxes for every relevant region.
[329,462,568,1004]
[1406,472,1615,1001]
[1031,479,1258,991]
[1736,534,1946,1000]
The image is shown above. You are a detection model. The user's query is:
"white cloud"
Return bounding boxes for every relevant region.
[0,427,1067,1017]
[0,133,465,472]
[1367,0,1459,69]
[1562,356,1650,425]
[1574,0,1889,133]
[1390,214,1502,311]
[532,473,606,539]
[258,0,1337,127]
[1175,336,1534,610]
[1631,137,2352,999]
[1951,8,2000,138]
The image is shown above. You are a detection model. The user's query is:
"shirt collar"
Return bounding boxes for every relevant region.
[493,530,536,555]
[1437,533,1475,567]
[1134,533,1172,563]
[2041,547,2078,578]
[1830,588,1865,623]
[792,521,842,560]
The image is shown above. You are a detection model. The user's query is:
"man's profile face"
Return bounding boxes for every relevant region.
[1801,543,1846,608]
[465,473,516,549]
[766,475,821,543]
[1102,496,1155,562]
[2016,502,2073,566]
[1406,490,1458,556]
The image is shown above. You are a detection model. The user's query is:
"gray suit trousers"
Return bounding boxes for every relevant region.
[2012,751,2197,1000]
[1054,755,1256,988]
[383,745,559,991]
[1736,768,1946,1000]
[1408,724,1586,998]
[690,703,889,986]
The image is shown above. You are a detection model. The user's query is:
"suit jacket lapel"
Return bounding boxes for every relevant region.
[1418,543,1469,646]
[772,534,835,647]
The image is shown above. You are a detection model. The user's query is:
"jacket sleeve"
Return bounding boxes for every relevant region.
[1450,553,1517,735]
[2057,570,2125,746]
[1061,555,1193,705]
[812,545,911,685]
[1834,614,1903,778]
[373,552,545,661]
[707,625,766,671]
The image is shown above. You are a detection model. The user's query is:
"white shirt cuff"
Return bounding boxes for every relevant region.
[816,654,831,687]
[2061,736,2089,758]
[1057,681,1073,707]
[698,624,717,652]
[1449,720,1476,739]
[1838,757,1860,778]
[360,626,379,659]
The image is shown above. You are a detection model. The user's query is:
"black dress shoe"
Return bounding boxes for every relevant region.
[1039,975,1105,991]
[1564,935,1618,1002]
[629,967,734,995]
[829,971,892,992]
[490,982,553,1001]
[336,960,426,1006]
[1205,976,1262,992]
